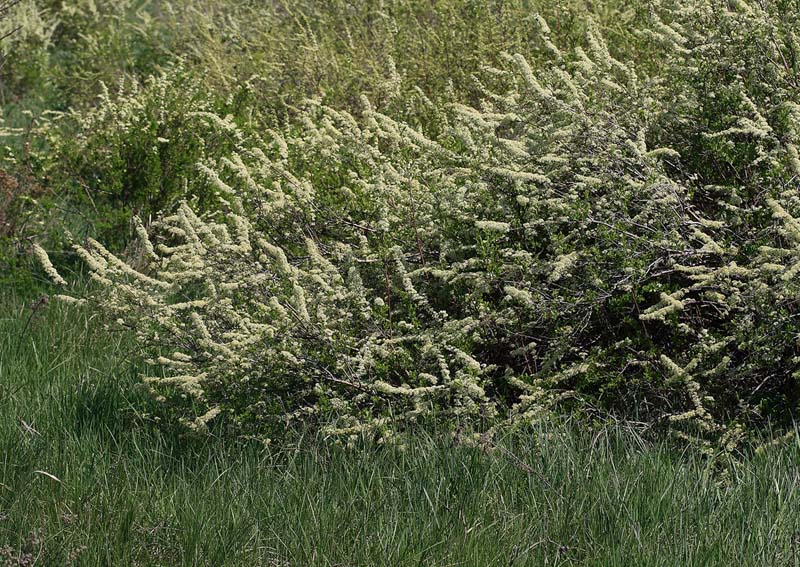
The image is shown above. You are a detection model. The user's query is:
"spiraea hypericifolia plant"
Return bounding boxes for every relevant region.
[38,2,800,448]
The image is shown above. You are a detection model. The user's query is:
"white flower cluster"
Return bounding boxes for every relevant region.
[35,2,800,447]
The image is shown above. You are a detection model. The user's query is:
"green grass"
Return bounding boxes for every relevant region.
[2,291,800,566]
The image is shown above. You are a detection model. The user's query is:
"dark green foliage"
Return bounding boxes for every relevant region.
[44,68,256,248]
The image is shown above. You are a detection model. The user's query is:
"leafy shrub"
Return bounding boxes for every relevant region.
[37,67,259,248]
[0,0,57,102]
[32,0,800,449]
[2,0,644,266]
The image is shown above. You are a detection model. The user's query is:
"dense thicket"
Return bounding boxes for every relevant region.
[1,0,657,256]
[3,0,800,448]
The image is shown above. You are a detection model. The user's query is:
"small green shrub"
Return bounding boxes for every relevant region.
[0,0,57,102]
[38,67,259,248]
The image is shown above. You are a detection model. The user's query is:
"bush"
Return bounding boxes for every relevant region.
[38,67,259,248]
[2,0,644,266]
[33,0,800,450]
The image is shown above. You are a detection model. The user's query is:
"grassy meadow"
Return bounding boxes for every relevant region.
[3,291,800,566]
[3,0,800,564]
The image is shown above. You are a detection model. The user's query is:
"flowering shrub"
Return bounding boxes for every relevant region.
[1,0,650,267]
[40,67,258,247]
[34,1,800,446]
